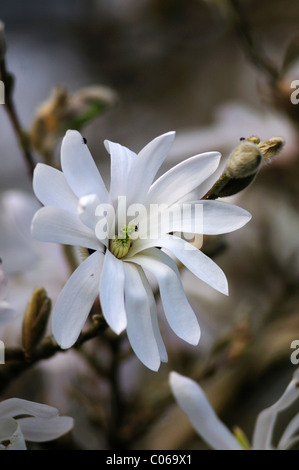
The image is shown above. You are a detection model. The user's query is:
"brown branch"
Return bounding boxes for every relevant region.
[0,316,108,394]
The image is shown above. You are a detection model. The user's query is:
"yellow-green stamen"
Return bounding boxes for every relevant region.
[109,224,137,259]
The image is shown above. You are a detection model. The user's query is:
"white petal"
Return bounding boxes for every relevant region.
[33,163,78,212]
[137,201,250,241]
[99,250,127,334]
[138,267,168,362]
[169,372,242,450]
[0,398,58,419]
[0,418,26,450]
[123,263,161,371]
[200,200,252,234]
[104,140,137,205]
[253,369,299,450]
[52,251,104,349]
[147,152,221,206]
[128,248,200,345]
[78,194,101,231]
[18,416,74,443]
[31,206,103,251]
[129,236,228,295]
[126,132,175,205]
[278,412,299,449]
[61,130,109,203]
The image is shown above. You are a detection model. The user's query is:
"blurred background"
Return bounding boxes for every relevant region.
[1,0,299,450]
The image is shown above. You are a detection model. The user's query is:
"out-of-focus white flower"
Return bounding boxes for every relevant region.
[0,263,16,326]
[0,398,73,450]
[169,370,299,450]
[31,129,251,371]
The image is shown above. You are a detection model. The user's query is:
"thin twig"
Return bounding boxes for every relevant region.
[0,316,108,394]
[0,56,36,178]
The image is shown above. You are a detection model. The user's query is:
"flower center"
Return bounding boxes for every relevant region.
[109,224,138,259]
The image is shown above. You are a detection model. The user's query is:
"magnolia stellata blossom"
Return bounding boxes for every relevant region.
[169,370,299,450]
[0,398,73,450]
[31,130,251,370]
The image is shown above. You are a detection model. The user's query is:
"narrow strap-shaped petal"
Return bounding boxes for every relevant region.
[138,267,168,363]
[0,398,58,419]
[123,262,161,371]
[128,248,200,345]
[31,206,103,251]
[33,163,78,212]
[137,201,251,240]
[104,140,137,205]
[126,132,175,205]
[128,236,228,295]
[200,200,252,234]
[253,369,299,450]
[146,152,221,206]
[18,416,74,443]
[61,130,109,203]
[99,250,127,334]
[169,372,242,450]
[52,251,104,349]
[0,418,26,450]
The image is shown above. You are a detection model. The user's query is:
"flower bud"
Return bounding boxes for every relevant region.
[203,135,285,199]
[22,288,51,359]
[30,85,118,162]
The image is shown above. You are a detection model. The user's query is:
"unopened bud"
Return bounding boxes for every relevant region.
[22,288,51,359]
[203,135,285,199]
[224,141,262,179]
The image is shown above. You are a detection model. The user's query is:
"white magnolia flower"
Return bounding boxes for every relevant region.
[169,370,299,450]
[0,398,73,450]
[31,130,251,370]
[0,264,16,326]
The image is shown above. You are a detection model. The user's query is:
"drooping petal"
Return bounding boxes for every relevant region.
[18,416,74,443]
[0,418,26,450]
[104,140,137,205]
[52,251,104,349]
[0,398,58,419]
[61,130,109,203]
[33,163,78,212]
[138,267,168,363]
[126,132,175,205]
[99,250,127,334]
[128,248,200,345]
[123,262,161,371]
[146,152,221,206]
[128,236,228,295]
[169,372,242,450]
[253,369,299,450]
[31,206,103,251]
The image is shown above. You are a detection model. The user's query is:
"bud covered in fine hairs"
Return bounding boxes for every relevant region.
[22,288,51,358]
[203,135,285,199]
